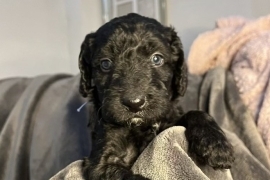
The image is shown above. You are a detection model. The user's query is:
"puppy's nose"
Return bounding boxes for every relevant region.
[122,96,146,112]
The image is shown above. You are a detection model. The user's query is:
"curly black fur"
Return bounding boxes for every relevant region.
[79,13,234,180]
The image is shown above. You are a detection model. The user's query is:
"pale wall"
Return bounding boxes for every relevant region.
[0,0,102,78]
[0,0,269,78]
[167,0,270,57]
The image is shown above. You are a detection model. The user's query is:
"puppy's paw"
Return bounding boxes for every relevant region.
[185,115,234,169]
[187,127,234,169]
[124,174,150,180]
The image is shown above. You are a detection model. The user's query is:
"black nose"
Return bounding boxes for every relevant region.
[122,96,146,112]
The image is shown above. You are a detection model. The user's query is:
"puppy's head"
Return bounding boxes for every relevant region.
[79,13,187,125]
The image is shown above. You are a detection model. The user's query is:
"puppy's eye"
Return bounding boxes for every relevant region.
[151,54,164,67]
[100,59,112,72]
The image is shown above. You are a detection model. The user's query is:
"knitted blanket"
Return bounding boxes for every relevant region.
[187,14,270,158]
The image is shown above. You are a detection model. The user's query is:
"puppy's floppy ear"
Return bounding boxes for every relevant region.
[79,33,96,98]
[166,27,188,100]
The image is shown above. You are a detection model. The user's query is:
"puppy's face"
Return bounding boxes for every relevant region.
[79,13,187,125]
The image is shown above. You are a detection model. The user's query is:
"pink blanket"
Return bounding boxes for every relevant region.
[187,14,270,157]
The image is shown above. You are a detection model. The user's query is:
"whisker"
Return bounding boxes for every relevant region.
[96,104,105,117]
[98,117,103,124]
[76,101,89,112]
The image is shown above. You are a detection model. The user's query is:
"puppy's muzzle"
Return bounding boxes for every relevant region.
[121,95,146,113]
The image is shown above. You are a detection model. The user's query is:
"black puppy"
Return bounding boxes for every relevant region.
[79,13,234,180]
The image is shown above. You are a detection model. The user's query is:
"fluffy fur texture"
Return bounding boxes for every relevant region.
[79,13,234,180]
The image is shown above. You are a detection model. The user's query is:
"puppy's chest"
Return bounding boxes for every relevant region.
[134,123,161,137]
[132,123,161,152]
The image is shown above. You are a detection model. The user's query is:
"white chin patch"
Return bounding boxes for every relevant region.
[131,117,143,124]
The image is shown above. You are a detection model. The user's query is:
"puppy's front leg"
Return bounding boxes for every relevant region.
[83,127,150,180]
[176,110,235,169]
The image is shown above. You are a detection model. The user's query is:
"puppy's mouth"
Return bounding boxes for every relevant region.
[130,117,144,125]
[102,96,170,125]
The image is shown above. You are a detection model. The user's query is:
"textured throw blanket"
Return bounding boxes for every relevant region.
[1,68,270,180]
[187,14,270,158]
[50,127,233,180]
